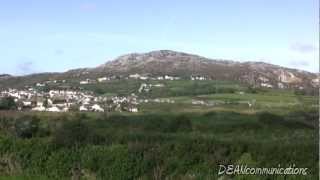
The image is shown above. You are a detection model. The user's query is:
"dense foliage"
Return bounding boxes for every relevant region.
[0,109,318,179]
[0,97,16,110]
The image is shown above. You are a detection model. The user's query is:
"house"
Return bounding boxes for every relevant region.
[91,104,104,112]
[164,75,174,80]
[128,107,138,113]
[97,77,108,82]
[129,74,141,79]
[192,100,205,105]
[139,76,148,80]
[277,82,285,89]
[80,80,89,85]
[79,105,88,111]
[47,107,61,112]
[154,84,164,87]
[36,83,45,87]
[22,101,32,106]
[32,106,46,112]
[191,76,206,81]
[261,83,273,88]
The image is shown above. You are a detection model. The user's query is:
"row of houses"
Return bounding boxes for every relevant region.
[128,74,181,81]
[0,88,139,113]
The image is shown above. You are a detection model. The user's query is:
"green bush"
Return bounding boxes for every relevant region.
[0,97,16,110]
[52,117,90,148]
[257,112,284,126]
[0,110,318,179]
[14,116,40,139]
[168,115,192,132]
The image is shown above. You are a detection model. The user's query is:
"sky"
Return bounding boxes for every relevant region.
[0,0,318,75]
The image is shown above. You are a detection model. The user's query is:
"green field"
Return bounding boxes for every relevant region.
[0,80,318,179]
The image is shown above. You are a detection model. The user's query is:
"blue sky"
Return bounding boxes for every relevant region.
[0,0,318,75]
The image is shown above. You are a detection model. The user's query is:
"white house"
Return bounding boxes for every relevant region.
[47,107,61,112]
[261,83,273,88]
[98,77,108,82]
[129,74,141,79]
[36,83,45,87]
[164,75,174,80]
[80,81,89,85]
[128,107,138,113]
[79,105,88,111]
[23,101,32,106]
[139,76,148,80]
[91,104,104,112]
[32,106,46,111]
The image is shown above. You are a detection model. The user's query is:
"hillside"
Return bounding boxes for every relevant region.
[0,50,318,89]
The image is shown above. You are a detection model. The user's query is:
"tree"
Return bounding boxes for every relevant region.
[43,97,49,109]
[0,97,17,110]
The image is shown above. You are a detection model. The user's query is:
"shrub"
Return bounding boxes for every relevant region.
[0,97,17,110]
[245,86,257,94]
[257,112,284,126]
[14,116,40,138]
[168,115,192,132]
[52,118,90,148]
[294,89,306,96]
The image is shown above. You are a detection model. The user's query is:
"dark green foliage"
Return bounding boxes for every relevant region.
[258,111,315,129]
[52,114,90,148]
[14,115,40,138]
[294,88,306,95]
[167,115,192,132]
[0,110,318,179]
[258,112,285,125]
[216,87,236,94]
[245,86,257,94]
[294,88,318,96]
[245,86,268,94]
[0,97,16,110]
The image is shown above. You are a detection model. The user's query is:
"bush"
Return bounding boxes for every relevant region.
[217,87,236,94]
[294,89,306,95]
[257,112,284,125]
[14,116,40,138]
[52,117,90,148]
[168,115,192,132]
[0,97,17,110]
[245,86,257,94]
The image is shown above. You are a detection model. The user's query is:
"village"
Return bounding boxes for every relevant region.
[0,87,140,113]
[0,74,218,113]
[1,72,300,113]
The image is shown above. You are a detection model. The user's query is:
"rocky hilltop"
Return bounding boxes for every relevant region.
[91,50,318,89]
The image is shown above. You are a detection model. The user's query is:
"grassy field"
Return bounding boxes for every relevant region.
[0,80,318,179]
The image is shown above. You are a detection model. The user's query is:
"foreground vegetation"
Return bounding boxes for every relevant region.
[0,108,318,179]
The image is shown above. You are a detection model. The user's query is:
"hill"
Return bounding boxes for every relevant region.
[0,50,318,89]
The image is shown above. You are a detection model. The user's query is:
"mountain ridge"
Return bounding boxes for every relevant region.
[0,50,318,89]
